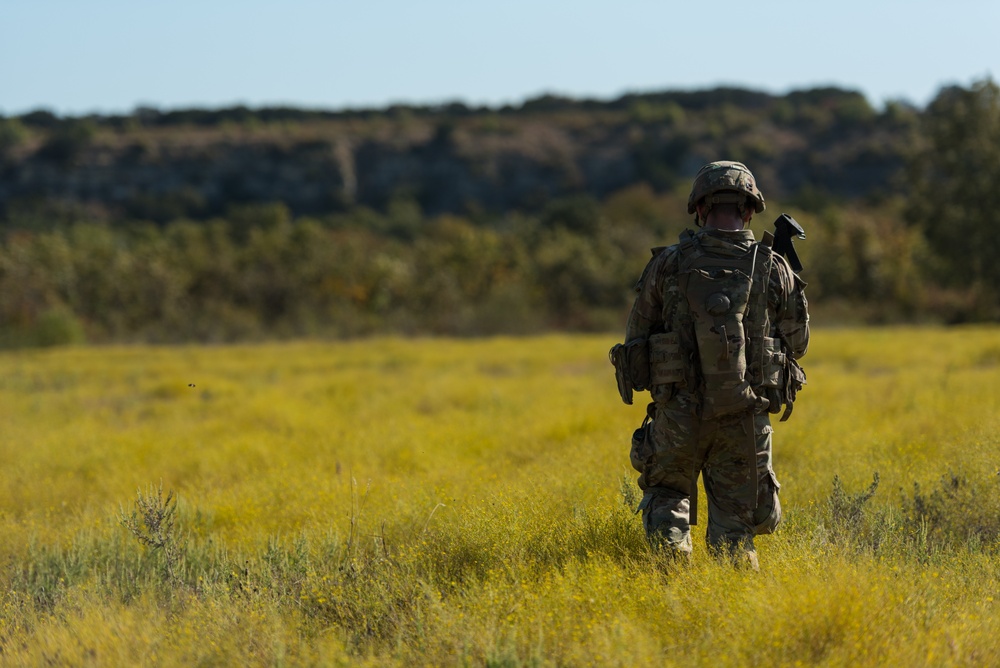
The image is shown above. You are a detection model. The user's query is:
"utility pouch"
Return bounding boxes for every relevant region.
[609,339,650,405]
[629,415,653,473]
[753,469,782,535]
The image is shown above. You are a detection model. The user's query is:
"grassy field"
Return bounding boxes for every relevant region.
[1,328,1000,666]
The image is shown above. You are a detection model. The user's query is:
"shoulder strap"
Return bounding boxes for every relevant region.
[747,241,774,387]
[677,230,706,272]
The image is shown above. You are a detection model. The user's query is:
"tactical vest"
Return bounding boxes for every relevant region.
[649,230,788,420]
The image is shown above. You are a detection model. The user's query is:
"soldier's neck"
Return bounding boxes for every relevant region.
[703,217,746,232]
[701,208,749,230]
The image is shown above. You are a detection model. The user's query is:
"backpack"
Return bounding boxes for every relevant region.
[659,230,806,420]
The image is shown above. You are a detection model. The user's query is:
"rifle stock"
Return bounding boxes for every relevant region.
[772,213,805,272]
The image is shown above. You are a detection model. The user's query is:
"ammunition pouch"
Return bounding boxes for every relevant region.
[759,336,786,415]
[648,332,684,386]
[611,332,688,405]
[648,331,685,402]
[609,339,650,405]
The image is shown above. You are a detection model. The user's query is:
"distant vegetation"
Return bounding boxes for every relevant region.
[1,80,998,345]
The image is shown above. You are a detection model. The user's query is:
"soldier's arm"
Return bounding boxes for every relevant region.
[610,248,672,404]
[770,256,810,359]
[624,247,672,342]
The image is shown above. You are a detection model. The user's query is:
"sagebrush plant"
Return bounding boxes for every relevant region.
[2,329,1000,665]
[907,471,1000,550]
[118,482,180,582]
[825,472,880,545]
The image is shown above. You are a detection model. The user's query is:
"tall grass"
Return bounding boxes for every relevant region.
[1,329,999,665]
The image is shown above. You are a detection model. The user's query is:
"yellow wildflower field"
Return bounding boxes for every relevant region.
[1,328,999,666]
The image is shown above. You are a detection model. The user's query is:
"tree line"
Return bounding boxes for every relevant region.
[0,81,997,346]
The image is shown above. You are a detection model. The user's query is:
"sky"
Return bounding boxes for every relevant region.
[2,0,998,117]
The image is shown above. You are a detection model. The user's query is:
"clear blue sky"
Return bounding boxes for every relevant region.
[2,0,997,116]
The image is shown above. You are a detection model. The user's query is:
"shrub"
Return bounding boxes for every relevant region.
[907,472,1000,551]
[32,307,86,347]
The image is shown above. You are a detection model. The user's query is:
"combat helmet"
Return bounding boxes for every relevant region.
[686,161,766,220]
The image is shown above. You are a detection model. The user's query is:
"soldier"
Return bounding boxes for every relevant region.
[610,161,809,569]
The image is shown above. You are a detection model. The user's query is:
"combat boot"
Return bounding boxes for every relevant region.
[647,529,693,562]
[708,537,759,571]
[738,549,760,572]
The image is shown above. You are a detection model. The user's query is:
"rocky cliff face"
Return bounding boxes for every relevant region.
[0,88,913,224]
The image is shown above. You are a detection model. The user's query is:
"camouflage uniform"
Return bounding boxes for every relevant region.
[618,164,809,566]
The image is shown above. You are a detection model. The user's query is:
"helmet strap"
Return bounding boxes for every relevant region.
[704,192,747,210]
[698,192,748,227]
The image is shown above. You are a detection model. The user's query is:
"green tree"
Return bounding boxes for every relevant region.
[0,118,29,158]
[907,79,1000,310]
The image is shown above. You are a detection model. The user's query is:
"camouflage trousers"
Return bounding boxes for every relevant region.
[631,395,782,561]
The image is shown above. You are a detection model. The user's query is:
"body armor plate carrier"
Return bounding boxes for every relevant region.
[611,231,805,420]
